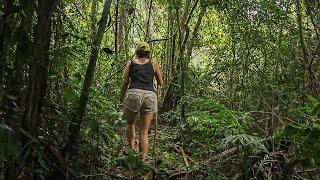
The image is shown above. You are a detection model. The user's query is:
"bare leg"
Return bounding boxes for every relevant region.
[125,109,138,150]
[139,113,153,161]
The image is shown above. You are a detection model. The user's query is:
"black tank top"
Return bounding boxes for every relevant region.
[129,59,155,92]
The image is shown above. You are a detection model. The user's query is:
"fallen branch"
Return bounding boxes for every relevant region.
[171,145,196,166]
[180,147,189,169]
[147,38,169,43]
[74,172,128,179]
[205,147,238,165]
[168,170,189,180]
[296,168,320,174]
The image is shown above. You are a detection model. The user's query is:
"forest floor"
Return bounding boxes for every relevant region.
[105,118,206,180]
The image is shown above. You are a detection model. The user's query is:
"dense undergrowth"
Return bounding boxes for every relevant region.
[37,98,320,179]
[1,68,320,179]
[1,0,320,179]
[1,93,320,179]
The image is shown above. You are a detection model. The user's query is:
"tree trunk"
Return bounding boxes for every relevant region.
[179,27,189,122]
[3,0,34,125]
[297,1,319,178]
[124,17,129,61]
[162,32,176,112]
[117,0,125,59]
[229,40,236,109]
[179,0,198,122]
[304,0,320,38]
[162,0,199,113]
[182,4,206,118]
[145,0,153,40]
[22,0,57,140]
[0,0,14,86]
[186,4,206,61]
[164,7,172,85]
[296,0,320,98]
[114,0,119,61]
[50,1,66,104]
[64,0,113,157]
[17,1,57,179]
[91,0,98,42]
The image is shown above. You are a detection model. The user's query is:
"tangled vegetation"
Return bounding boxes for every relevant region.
[0,0,320,179]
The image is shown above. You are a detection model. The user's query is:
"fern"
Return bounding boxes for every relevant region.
[220,134,268,154]
[308,96,320,116]
[185,98,252,140]
[277,124,320,166]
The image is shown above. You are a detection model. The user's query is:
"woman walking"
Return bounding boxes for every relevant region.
[119,42,164,161]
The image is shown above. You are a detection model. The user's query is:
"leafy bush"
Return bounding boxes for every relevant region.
[0,124,19,158]
[277,124,320,166]
[185,98,253,140]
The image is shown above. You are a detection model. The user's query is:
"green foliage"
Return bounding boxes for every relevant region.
[277,124,320,166]
[308,96,320,116]
[0,124,19,158]
[63,89,76,103]
[1,0,320,178]
[29,147,50,180]
[185,98,252,140]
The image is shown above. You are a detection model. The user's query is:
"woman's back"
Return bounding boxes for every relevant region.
[129,59,155,92]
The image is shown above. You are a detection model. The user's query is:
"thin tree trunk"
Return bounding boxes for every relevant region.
[117,0,125,58]
[297,2,319,178]
[229,39,236,109]
[162,0,198,113]
[162,31,176,112]
[52,1,65,103]
[180,28,189,122]
[186,4,206,60]
[304,0,320,39]
[297,0,311,65]
[114,0,119,61]
[64,0,113,157]
[91,0,97,42]
[179,0,198,122]
[124,14,129,61]
[145,0,153,40]
[296,0,320,98]
[164,7,171,85]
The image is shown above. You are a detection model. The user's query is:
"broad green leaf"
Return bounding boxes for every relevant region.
[63,89,76,102]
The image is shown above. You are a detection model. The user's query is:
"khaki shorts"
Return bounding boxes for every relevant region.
[124,88,157,114]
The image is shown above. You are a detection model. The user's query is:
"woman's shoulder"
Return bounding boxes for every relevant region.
[151,59,159,66]
[131,58,151,65]
[125,60,132,67]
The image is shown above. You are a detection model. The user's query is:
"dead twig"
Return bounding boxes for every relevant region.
[296,168,320,174]
[168,170,189,180]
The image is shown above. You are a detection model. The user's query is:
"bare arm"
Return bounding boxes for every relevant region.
[152,60,164,86]
[119,61,131,103]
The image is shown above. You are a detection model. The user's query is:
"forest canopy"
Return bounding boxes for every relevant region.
[0,0,320,179]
